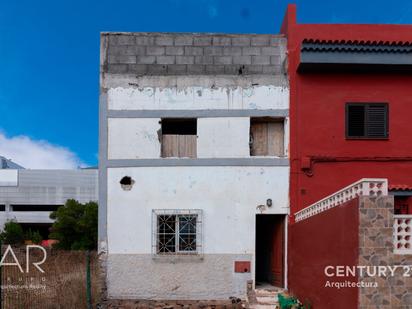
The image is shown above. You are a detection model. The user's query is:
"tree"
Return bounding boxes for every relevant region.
[0,221,24,245]
[49,199,98,250]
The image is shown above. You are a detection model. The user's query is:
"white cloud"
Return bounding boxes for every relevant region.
[0,132,84,169]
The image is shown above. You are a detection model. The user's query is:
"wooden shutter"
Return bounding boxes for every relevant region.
[162,135,196,158]
[346,103,388,138]
[250,121,284,156]
[366,104,388,138]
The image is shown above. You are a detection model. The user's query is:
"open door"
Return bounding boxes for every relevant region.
[255,215,285,288]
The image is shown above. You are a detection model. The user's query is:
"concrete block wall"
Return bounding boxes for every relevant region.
[102,33,286,76]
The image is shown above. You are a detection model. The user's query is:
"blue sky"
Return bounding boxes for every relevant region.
[1,0,411,168]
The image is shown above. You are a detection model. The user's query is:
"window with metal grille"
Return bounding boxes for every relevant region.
[346,103,388,138]
[152,209,202,255]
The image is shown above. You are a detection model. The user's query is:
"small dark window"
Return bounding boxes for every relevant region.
[346,103,388,139]
[161,119,197,158]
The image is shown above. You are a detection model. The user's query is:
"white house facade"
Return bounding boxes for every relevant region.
[99,33,289,300]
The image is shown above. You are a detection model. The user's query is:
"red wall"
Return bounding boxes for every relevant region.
[288,199,359,308]
[282,4,412,216]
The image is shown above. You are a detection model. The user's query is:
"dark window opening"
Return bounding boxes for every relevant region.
[11,205,62,212]
[346,103,388,139]
[0,205,5,211]
[161,119,197,135]
[161,118,197,158]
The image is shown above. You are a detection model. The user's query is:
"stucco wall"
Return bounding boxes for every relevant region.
[100,32,290,300]
[107,166,289,254]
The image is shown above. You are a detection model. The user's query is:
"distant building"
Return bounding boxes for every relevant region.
[99,32,289,301]
[0,158,98,236]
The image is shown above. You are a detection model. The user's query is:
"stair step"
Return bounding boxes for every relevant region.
[256,296,278,304]
[251,304,279,309]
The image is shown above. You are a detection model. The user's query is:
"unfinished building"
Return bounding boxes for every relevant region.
[99,32,289,301]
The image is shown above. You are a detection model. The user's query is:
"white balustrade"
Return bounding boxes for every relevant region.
[295,178,388,222]
[394,215,412,255]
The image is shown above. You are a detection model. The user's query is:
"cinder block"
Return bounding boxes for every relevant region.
[166,46,184,55]
[184,46,203,56]
[175,36,194,46]
[147,64,168,75]
[167,65,187,74]
[213,37,231,46]
[109,34,135,45]
[224,65,240,75]
[252,55,270,65]
[251,36,270,46]
[194,56,213,65]
[108,55,136,64]
[204,46,223,56]
[242,47,261,56]
[137,56,156,64]
[244,65,263,74]
[214,56,232,65]
[135,36,155,46]
[176,56,194,65]
[261,46,280,56]
[232,56,252,65]
[232,37,250,46]
[109,45,145,56]
[156,56,175,65]
[262,65,279,74]
[128,64,148,75]
[155,36,174,46]
[147,46,165,55]
[194,36,212,46]
[223,47,242,56]
[187,65,205,74]
[205,65,225,74]
[270,37,282,45]
[270,55,281,65]
[107,64,128,74]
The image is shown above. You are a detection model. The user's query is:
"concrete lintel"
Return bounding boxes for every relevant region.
[107,109,289,118]
[106,158,289,167]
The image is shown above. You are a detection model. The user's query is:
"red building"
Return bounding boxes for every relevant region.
[282,4,412,218]
[281,5,412,308]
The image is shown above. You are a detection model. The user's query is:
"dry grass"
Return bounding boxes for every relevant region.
[0,247,100,309]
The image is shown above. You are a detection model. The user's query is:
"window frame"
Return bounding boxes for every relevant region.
[152,209,203,256]
[345,102,389,140]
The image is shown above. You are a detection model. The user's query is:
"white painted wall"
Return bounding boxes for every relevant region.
[108,118,161,159]
[197,118,250,158]
[107,166,289,255]
[107,85,289,111]
[107,117,289,159]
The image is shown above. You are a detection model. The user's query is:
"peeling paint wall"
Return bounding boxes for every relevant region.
[100,32,290,300]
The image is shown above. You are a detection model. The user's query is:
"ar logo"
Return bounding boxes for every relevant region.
[0,245,47,273]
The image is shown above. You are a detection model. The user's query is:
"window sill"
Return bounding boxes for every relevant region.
[152,254,204,263]
[345,137,389,140]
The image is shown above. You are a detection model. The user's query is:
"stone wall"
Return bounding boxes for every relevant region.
[358,196,412,309]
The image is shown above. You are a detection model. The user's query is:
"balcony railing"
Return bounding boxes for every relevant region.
[295,178,388,222]
[394,215,412,255]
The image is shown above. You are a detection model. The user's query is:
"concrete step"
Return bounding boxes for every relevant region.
[256,296,278,305]
[250,304,279,309]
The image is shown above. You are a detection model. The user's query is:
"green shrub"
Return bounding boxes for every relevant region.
[49,199,98,250]
[0,221,24,245]
[24,229,43,244]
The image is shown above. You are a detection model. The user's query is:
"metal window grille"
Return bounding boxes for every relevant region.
[152,209,203,256]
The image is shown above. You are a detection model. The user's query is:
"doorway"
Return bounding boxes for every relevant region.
[255,214,285,288]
